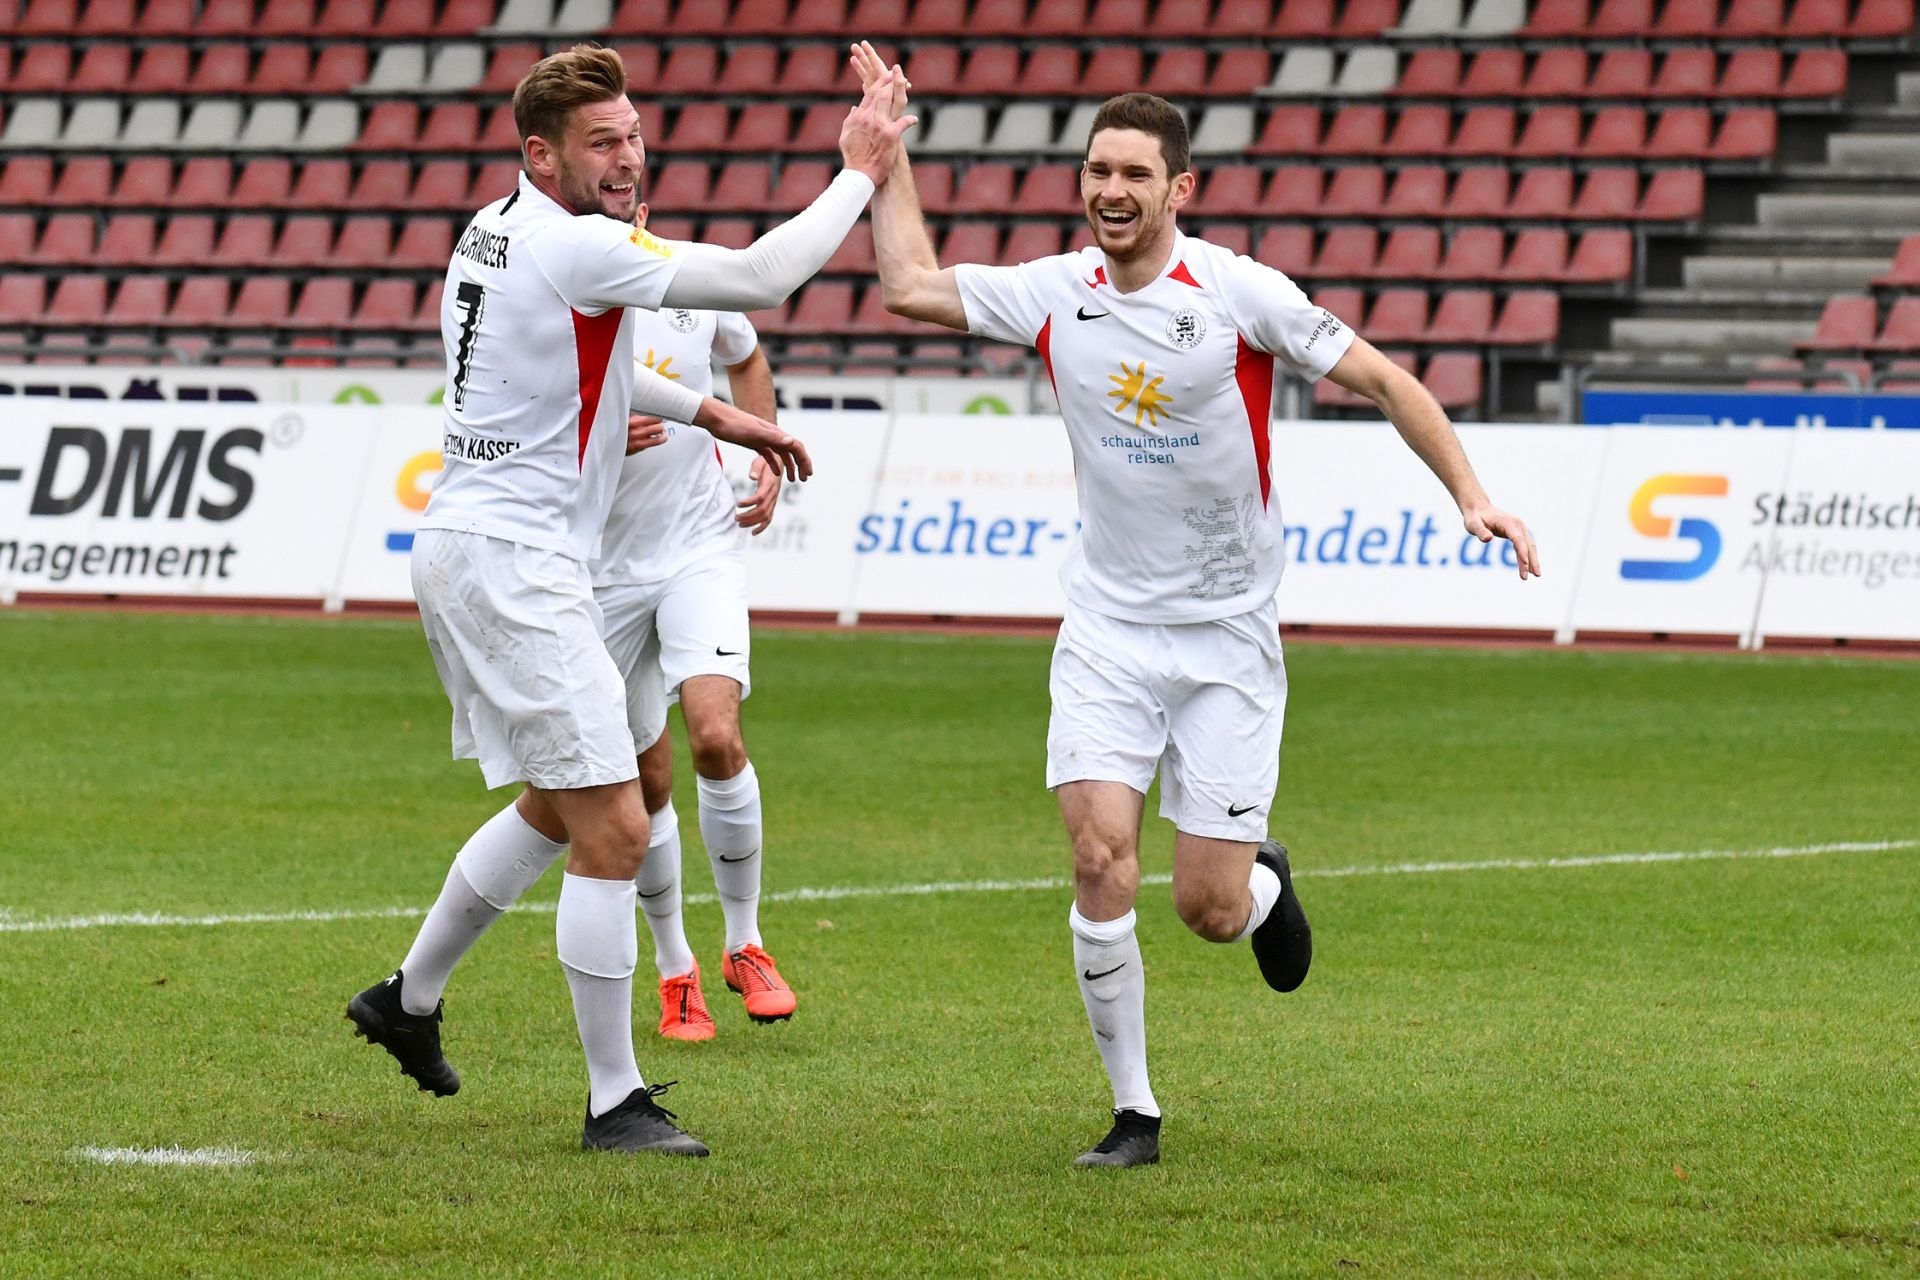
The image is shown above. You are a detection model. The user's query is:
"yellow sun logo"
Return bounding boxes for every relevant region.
[1107,361,1175,428]
[640,350,680,380]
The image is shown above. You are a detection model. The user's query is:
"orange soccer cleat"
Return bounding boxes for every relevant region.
[657,965,716,1042]
[720,943,797,1023]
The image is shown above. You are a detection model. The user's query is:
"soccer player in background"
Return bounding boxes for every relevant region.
[595,197,795,1044]
[854,45,1538,1168]
[346,45,912,1157]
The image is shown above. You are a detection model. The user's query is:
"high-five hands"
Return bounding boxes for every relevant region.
[838,62,918,185]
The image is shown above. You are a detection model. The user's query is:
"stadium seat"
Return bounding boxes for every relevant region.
[152,214,217,266]
[310,51,371,97]
[1451,106,1516,156]
[1376,227,1444,278]
[252,46,313,95]
[1718,49,1784,98]
[1425,288,1495,342]
[789,281,857,332]
[1656,0,1719,36]
[1321,106,1388,155]
[1421,353,1482,410]
[1434,226,1508,279]
[111,277,170,328]
[1365,289,1431,342]
[825,224,876,275]
[1643,107,1713,158]
[1489,290,1560,344]
[1780,50,1848,99]
[1711,109,1778,160]
[33,212,95,265]
[289,279,354,330]
[0,274,47,326]
[1271,47,1339,96]
[1016,166,1081,216]
[777,44,848,95]
[1200,165,1266,216]
[1869,298,1920,352]
[710,161,776,213]
[1459,49,1525,97]
[1523,0,1590,34]
[1322,166,1387,216]
[1638,168,1704,220]
[1872,236,1920,287]
[0,98,61,149]
[918,104,989,154]
[162,276,229,329]
[228,277,293,329]
[214,215,275,268]
[276,216,336,269]
[121,100,184,150]
[1563,228,1633,283]
[1248,106,1323,156]
[946,162,1016,215]
[469,161,522,206]
[393,219,453,269]
[16,45,78,93]
[351,160,413,207]
[413,280,444,331]
[1507,167,1574,219]
[1523,48,1590,98]
[1255,225,1315,276]
[231,157,294,207]
[1383,106,1453,155]
[1503,228,1570,280]
[1446,166,1510,217]
[985,104,1056,153]
[1850,0,1915,36]
[1190,105,1255,156]
[1382,166,1448,218]
[333,217,394,269]
[97,214,158,267]
[1589,0,1654,35]
[258,0,319,36]
[1462,0,1527,33]
[769,160,836,211]
[658,45,721,95]
[47,158,112,208]
[940,222,1002,265]
[1264,165,1327,217]
[1571,167,1640,220]
[1314,226,1380,277]
[1003,222,1067,263]
[1583,107,1648,159]
[45,275,107,326]
[1333,47,1400,96]
[170,157,234,207]
[1394,48,1461,96]
[1336,0,1403,35]
[1392,0,1467,35]
[1312,286,1367,325]
[196,45,255,96]
[1651,49,1718,99]
[1796,295,1878,351]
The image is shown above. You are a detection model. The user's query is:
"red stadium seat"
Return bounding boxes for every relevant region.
[1254,225,1315,276]
[825,224,876,274]
[310,45,369,94]
[1589,0,1654,35]
[436,0,495,29]
[1782,0,1849,34]
[257,0,317,34]
[409,160,473,212]
[289,279,353,330]
[1582,107,1648,159]
[350,160,413,207]
[45,276,108,326]
[167,276,231,327]
[1421,353,1482,411]
[1870,298,1920,352]
[727,0,793,31]
[1872,236,1920,288]
[1451,106,1516,156]
[847,0,908,31]
[1711,108,1776,160]
[252,45,313,94]
[1523,48,1589,98]
[715,45,780,97]
[959,45,1023,96]
[1564,228,1633,282]
[333,217,393,268]
[658,45,721,94]
[1200,166,1266,216]
[469,161,522,207]
[1269,0,1333,35]
[948,162,1016,214]
[1508,167,1574,219]
[115,158,175,205]
[1383,106,1453,155]
[1426,289,1495,342]
[0,274,48,325]
[194,45,253,95]
[48,159,113,209]
[1249,106,1324,156]
[1382,166,1448,218]
[232,158,295,208]
[34,213,96,265]
[1503,228,1570,280]
[1028,0,1091,33]
[1718,49,1784,97]
[1651,49,1717,99]
[1264,165,1327,217]
[1208,50,1272,97]
[153,215,217,266]
[15,44,77,92]
[778,44,848,95]
[1722,0,1785,32]
[1850,0,1915,36]
[1489,290,1560,343]
[940,222,1002,265]
[214,215,276,268]
[1435,227,1509,279]
[354,280,415,329]
[354,103,420,151]
[1571,167,1640,219]
[1322,166,1386,216]
[112,276,170,327]
[380,0,437,35]
[1025,46,1086,95]
[1452,50,1520,98]
[0,158,54,206]
[1376,227,1443,278]
[393,219,453,270]
[769,160,835,211]
[1446,166,1510,217]
[903,45,961,96]
[1312,287,1367,325]
[1523,0,1590,34]
[667,103,732,152]
[1313,226,1380,277]
[1148,0,1210,32]
[420,104,485,151]
[1321,106,1388,155]
[1655,0,1719,35]
[413,279,444,331]
[1796,295,1877,351]
[1365,289,1431,343]
[480,44,542,94]
[710,161,774,213]
[787,104,846,152]
[1396,48,1463,96]
[1003,223,1067,263]
[651,160,711,209]
[1334,0,1401,35]
[1780,50,1847,98]
[276,216,336,268]
[1643,107,1713,158]
[229,278,294,328]
[789,281,857,332]
[1015,166,1081,216]
[97,214,158,267]
[969,0,1030,32]
[1088,47,1152,98]
[1638,168,1704,220]
[19,0,79,34]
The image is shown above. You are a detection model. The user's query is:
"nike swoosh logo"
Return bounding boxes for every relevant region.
[1082,964,1126,981]
[717,850,758,863]
[1227,803,1257,817]
[1076,307,1110,321]
[637,885,672,899]
[715,646,742,656]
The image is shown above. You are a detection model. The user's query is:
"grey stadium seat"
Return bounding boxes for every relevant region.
[1189,104,1253,155]
[236,101,302,150]
[1333,47,1400,96]
[552,0,613,28]
[62,99,126,148]
[359,46,429,93]
[121,100,183,150]
[985,104,1056,154]
[1462,0,1526,33]
[1265,48,1336,96]
[1389,0,1466,34]
[1051,103,1102,154]
[179,101,245,149]
[300,103,362,151]
[918,103,989,154]
[427,45,486,92]
[489,0,556,32]
[1,99,63,148]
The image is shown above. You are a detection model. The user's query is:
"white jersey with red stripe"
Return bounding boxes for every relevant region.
[953,230,1356,624]
[591,307,760,587]
[419,173,686,563]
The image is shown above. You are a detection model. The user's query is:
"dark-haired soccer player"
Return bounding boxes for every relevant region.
[855,44,1538,1168]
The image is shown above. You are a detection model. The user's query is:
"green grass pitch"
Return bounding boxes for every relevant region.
[0,608,1916,1278]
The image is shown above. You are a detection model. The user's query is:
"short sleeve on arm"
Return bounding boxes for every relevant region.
[1216,255,1357,381]
[711,310,759,366]
[953,261,1055,349]
[527,217,685,315]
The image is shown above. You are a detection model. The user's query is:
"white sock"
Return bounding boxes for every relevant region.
[1233,860,1283,943]
[556,873,645,1118]
[699,762,763,952]
[637,801,695,979]
[1069,905,1158,1118]
[397,802,567,1015]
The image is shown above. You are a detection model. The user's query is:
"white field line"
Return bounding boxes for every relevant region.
[77,1146,263,1168]
[2,838,1913,937]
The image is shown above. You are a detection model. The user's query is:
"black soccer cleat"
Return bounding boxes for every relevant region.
[1073,1109,1162,1169]
[583,1082,710,1157]
[1251,840,1313,993]
[346,970,461,1097]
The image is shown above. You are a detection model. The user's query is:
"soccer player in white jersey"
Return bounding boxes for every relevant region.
[594,200,794,1042]
[346,45,914,1157]
[856,48,1539,1168]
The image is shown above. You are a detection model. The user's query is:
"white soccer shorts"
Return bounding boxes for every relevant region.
[412,528,638,791]
[595,546,752,748]
[1046,596,1286,842]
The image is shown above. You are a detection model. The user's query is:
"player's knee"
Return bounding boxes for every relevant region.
[688,723,747,780]
[637,758,674,813]
[1174,886,1244,943]
[1070,832,1132,886]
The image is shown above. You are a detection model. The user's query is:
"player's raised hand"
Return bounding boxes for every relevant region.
[849,41,910,120]
[624,413,669,456]
[1464,504,1542,580]
[736,456,783,536]
[839,67,917,186]
[695,397,813,484]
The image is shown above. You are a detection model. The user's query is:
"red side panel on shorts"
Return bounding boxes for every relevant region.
[1235,335,1276,507]
[571,307,625,468]
[1035,315,1056,391]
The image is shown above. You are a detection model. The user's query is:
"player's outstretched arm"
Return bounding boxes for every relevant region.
[848,44,967,331]
[723,346,783,535]
[657,71,916,314]
[1324,338,1542,580]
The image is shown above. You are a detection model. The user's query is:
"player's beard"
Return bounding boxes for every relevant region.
[1088,200,1169,265]
[554,155,639,221]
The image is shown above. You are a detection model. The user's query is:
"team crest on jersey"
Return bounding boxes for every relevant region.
[1165,308,1206,350]
[1108,361,1175,428]
[664,308,697,334]
[628,227,674,258]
